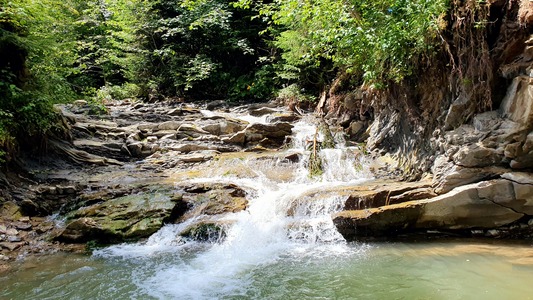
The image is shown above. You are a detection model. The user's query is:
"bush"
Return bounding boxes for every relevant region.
[270,0,449,88]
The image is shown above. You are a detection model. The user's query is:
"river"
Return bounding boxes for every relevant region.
[2,112,533,299]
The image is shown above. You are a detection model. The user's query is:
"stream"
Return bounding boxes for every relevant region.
[2,111,533,299]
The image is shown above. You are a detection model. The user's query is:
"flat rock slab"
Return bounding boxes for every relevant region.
[334,179,533,239]
[0,242,24,251]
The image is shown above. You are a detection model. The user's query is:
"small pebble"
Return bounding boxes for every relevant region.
[7,236,22,243]
[6,229,18,236]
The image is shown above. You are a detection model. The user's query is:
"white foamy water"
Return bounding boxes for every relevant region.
[94,115,372,299]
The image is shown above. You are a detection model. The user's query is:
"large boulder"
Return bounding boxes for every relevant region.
[334,178,532,239]
[56,191,188,243]
[202,118,248,136]
[508,132,533,169]
[244,122,293,146]
[444,95,473,131]
[452,144,503,167]
[432,157,507,194]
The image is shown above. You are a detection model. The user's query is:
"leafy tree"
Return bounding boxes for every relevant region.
[68,0,145,98]
[241,0,449,93]
[0,0,79,161]
[138,0,274,100]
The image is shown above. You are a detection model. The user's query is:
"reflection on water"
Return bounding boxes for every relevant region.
[2,241,533,300]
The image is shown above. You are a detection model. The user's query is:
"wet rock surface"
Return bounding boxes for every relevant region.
[0,100,298,267]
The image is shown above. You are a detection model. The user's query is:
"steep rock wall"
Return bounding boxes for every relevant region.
[322,0,533,189]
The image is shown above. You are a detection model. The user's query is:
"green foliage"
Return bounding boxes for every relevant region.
[277,84,315,103]
[0,0,147,162]
[68,0,145,94]
[0,0,79,161]
[267,0,449,88]
[139,0,274,100]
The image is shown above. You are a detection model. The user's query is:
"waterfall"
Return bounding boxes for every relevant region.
[94,114,371,299]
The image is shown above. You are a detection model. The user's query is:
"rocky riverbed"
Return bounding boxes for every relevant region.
[0,99,319,271]
[1,95,533,273]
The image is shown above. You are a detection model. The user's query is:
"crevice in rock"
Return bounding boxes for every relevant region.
[480,188,529,218]
[502,178,533,186]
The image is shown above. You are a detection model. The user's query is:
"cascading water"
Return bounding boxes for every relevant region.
[93,114,372,299]
[4,111,533,300]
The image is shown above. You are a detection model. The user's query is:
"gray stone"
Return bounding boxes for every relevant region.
[160,133,177,141]
[5,228,18,236]
[14,222,32,231]
[419,181,523,229]
[221,119,248,135]
[222,131,246,145]
[157,121,182,131]
[0,242,24,251]
[7,236,21,243]
[473,111,501,132]
[179,153,215,163]
[151,130,177,139]
[366,109,401,150]
[127,142,144,157]
[146,136,158,143]
[168,144,210,153]
[245,122,293,143]
[445,125,483,145]
[433,162,506,194]
[58,191,186,243]
[177,124,210,135]
[343,93,360,112]
[137,123,156,132]
[452,144,503,167]
[201,118,247,136]
[127,132,142,142]
[202,123,222,136]
[444,96,473,130]
[206,100,226,110]
[167,108,183,116]
[349,121,364,136]
[510,151,533,169]
[501,172,533,184]
[268,113,301,123]
[500,75,533,129]
[504,142,523,159]
[249,107,279,117]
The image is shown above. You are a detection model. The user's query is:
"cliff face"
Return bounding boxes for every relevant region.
[323,0,533,189]
[326,1,533,239]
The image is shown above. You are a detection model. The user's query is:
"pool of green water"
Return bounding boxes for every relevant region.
[2,240,533,300]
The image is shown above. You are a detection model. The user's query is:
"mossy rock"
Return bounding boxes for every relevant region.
[57,190,188,243]
[0,202,22,221]
[181,222,226,242]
